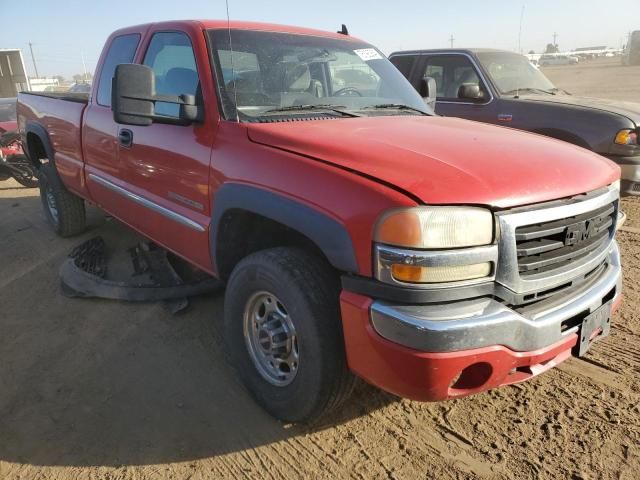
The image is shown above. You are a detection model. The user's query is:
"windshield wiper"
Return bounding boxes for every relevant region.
[362,104,429,115]
[504,87,557,97]
[262,104,361,117]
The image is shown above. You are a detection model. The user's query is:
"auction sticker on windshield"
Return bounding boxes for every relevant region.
[354,48,383,61]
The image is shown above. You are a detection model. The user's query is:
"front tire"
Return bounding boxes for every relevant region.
[224,247,356,423]
[38,164,86,237]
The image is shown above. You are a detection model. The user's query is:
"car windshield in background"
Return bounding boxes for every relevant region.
[0,98,17,122]
[476,52,559,96]
[207,29,430,121]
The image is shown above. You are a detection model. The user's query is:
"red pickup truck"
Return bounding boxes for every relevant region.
[17,20,622,423]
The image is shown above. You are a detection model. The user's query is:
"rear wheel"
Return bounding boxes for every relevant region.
[224,247,356,423]
[39,164,86,237]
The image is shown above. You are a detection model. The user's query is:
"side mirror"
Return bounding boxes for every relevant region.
[112,64,154,126]
[112,63,203,126]
[458,83,485,101]
[420,76,438,110]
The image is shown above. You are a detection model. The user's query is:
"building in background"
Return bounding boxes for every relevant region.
[29,77,59,92]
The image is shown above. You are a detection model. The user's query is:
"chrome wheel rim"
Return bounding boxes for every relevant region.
[243,291,299,386]
[46,187,59,224]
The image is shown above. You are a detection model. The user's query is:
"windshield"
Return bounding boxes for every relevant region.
[476,52,558,95]
[207,29,431,121]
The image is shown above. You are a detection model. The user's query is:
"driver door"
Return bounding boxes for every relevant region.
[116,30,214,271]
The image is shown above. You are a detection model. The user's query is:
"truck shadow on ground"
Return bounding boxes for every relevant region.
[0,194,396,467]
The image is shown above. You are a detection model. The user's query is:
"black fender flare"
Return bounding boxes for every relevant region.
[211,183,359,274]
[24,121,55,167]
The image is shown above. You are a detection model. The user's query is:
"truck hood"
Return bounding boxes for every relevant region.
[247,116,619,209]
[519,94,640,125]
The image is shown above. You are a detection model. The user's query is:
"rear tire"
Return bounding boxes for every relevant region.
[38,164,86,237]
[224,247,356,423]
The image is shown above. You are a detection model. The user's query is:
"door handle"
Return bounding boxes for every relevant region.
[118,129,133,147]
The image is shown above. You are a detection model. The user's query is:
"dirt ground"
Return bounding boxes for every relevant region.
[542,56,640,102]
[1,59,640,480]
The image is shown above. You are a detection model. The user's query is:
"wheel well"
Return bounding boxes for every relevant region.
[532,129,592,150]
[215,209,332,281]
[26,132,47,167]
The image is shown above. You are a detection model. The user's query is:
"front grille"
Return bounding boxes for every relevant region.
[515,202,616,278]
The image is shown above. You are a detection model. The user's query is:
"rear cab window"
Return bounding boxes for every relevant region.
[96,34,141,107]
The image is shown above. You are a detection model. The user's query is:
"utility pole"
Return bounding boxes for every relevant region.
[449,35,455,48]
[28,42,39,78]
[518,4,525,53]
[81,51,88,82]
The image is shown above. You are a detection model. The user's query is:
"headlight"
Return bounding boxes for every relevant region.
[374,207,497,286]
[614,129,638,146]
[374,206,494,249]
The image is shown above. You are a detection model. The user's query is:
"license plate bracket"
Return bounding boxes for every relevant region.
[577,301,612,357]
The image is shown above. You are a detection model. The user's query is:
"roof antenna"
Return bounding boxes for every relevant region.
[337,24,349,36]
[225,0,240,122]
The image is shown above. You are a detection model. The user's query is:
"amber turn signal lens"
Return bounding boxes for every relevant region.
[615,129,638,145]
[390,262,492,283]
[391,264,428,283]
[375,210,424,248]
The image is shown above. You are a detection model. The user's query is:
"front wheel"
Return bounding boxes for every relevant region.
[224,247,356,423]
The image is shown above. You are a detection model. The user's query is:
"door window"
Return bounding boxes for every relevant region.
[422,55,484,101]
[96,34,140,107]
[143,32,199,118]
[389,55,415,78]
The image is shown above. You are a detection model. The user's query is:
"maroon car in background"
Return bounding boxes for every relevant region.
[0,97,38,187]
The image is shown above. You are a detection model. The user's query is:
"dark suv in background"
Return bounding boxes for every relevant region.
[390,49,640,195]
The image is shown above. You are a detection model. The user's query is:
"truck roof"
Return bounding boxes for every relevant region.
[111,19,365,43]
[390,48,515,57]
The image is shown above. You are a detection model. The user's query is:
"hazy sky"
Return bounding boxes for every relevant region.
[0,0,637,78]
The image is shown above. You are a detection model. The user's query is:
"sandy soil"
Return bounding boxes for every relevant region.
[542,57,640,102]
[2,60,640,479]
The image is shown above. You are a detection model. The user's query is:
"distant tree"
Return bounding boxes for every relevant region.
[528,50,535,55]
[72,72,93,83]
[545,43,559,53]
[54,75,65,83]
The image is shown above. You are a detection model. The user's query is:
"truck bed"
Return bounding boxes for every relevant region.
[20,91,89,104]
[17,90,89,195]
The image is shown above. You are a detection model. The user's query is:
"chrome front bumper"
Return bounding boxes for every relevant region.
[605,154,640,195]
[370,242,621,353]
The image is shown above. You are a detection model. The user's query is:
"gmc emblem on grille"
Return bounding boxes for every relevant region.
[565,220,598,246]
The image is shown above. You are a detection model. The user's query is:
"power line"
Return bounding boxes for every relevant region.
[518,4,525,53]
